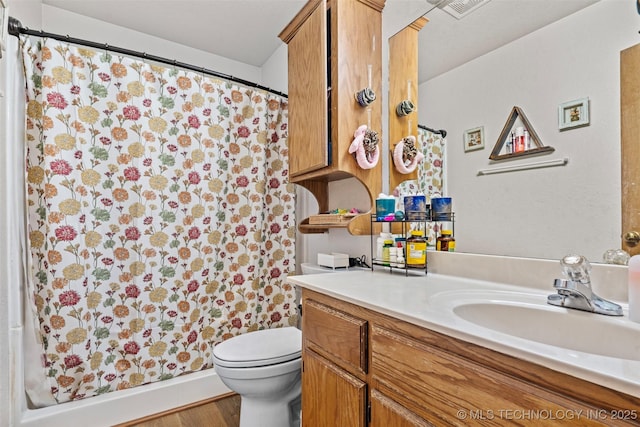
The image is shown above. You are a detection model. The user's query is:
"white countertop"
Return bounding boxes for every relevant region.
[287,269,640,399]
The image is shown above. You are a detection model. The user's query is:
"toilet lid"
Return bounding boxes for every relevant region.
[213,327,302,368]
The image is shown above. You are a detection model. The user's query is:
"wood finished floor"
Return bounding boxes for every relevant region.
[116,393,241,427]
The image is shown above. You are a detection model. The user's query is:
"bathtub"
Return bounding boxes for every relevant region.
[0,37,223,426]
[8,326,230,427]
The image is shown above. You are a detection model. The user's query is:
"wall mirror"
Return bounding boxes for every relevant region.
[386,0,637,263]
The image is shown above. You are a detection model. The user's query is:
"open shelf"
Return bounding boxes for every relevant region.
[490,106,554,161]
[369,213,454,276]
[298,212,376,235]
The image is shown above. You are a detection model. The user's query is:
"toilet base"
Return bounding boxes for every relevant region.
[239,384,301,427]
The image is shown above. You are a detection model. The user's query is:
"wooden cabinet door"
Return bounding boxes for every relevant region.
[370,389,430,427]
[302,349,367,427]
[621,42,640,255]
[286,0,328,178]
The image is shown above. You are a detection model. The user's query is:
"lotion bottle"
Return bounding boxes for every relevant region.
[514,127,525,152]
[629,255,640,322]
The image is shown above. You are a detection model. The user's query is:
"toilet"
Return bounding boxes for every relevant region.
[213,327,302,427]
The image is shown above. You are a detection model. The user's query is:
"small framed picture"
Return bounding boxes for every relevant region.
[558,97,590,130]
[464,126,485,152]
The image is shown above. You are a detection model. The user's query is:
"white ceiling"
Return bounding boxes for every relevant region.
[419,0,600,81]
[42,0,600,83]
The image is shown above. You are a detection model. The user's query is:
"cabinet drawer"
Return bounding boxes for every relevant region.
[371,325,604,426]
[303,299,367,374]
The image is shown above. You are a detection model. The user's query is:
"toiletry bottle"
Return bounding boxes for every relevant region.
[389,247,398,267]
[515,127,525,152]
[394,239,406,267]
[524,129,530,150]
[406,230,427,268]
[382,239,393,266]
[629,255,640,322]
[376,232,392,261]
[436,230,455,252]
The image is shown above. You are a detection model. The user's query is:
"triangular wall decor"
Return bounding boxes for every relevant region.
[489,106,554,160]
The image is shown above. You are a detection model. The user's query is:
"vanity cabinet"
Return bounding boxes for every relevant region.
[279,0,385,235]
[301,298,368,426]
[302,349,367,426]
[300,289,640,426]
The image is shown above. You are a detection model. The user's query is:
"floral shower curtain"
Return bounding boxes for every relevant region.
[394,127,446,244]
[22,37,297,405]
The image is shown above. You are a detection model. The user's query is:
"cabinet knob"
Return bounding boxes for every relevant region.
[624,231,640,246]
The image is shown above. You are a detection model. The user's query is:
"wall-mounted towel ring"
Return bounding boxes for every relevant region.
[349,124,380,169]
[393,135,423,174]
[396,100,415,117]
[355,88,376,107]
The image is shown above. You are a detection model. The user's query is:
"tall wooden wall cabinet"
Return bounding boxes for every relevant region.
[279,0,385,235]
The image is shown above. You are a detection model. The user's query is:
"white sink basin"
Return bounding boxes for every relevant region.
[431,290,640,360]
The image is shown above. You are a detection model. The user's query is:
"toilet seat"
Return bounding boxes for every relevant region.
[213,327,302,368]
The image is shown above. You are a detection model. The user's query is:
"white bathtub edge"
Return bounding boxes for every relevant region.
[18,372,229,427]
[14,324,230,427]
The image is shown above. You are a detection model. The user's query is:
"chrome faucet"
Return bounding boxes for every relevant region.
[547,254,623,316]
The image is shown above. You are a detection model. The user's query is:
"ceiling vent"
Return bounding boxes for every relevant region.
[427,0,492,20]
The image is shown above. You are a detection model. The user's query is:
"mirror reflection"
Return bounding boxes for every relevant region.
[410,0,637,262]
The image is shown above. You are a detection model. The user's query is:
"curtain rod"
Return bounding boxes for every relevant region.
[418,124,447,138]
[7,16,288,99]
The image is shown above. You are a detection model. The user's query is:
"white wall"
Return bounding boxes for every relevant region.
[1,2,42,424]
[262,43,288,95]
[12,4,262,84]
[419,0,636,261]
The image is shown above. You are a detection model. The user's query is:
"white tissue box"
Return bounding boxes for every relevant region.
[317,252,350,269]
